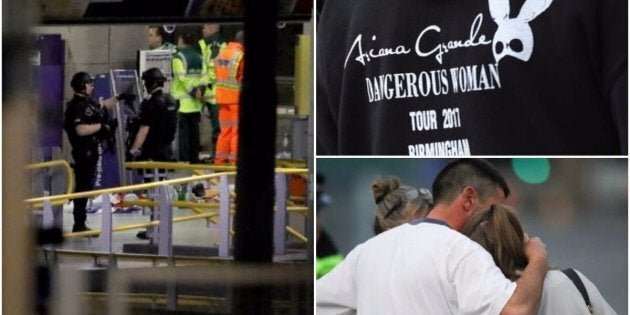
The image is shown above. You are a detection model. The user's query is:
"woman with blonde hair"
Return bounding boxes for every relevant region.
[462,204,617,315]
[371,176,433,234]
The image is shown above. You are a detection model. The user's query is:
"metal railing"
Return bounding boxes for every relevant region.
[27,160,74,208]
[122,161,309,240]
[26,166,309,258]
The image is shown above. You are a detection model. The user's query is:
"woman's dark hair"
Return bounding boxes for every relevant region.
[462,204,528,280]
[372,176,433,234]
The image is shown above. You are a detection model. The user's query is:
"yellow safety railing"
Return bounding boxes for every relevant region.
[25,172,236,205]
[67,212,220,238]
[27,160,75,208]
[276,159,307,169]
[123,161,308,175]
[124,160,310,214]
[122,162,310,242]
[25,169,309,242]
[26,172,236,238]
[114,200,307,241]
[115,199,307,214]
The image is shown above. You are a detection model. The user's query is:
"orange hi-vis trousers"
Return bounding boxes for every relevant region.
[214,103,239,164]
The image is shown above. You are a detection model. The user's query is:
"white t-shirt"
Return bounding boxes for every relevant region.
[317,220,517,315]
[538,269,617,315]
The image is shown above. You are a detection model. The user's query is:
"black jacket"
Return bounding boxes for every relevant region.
[136,90,178,161]
[317,0,627,155]
[64,94,104,152]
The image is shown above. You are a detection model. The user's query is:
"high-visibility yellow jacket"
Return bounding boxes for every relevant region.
[171,46,204,113]
[214,42,244,105]
[198,34,227,104]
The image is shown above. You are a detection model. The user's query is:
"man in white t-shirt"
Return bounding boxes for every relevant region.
[317,159,548,315]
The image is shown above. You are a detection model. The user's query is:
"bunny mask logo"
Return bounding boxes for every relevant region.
[489,0,553,63]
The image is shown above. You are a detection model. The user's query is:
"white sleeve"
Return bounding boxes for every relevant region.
[316,244,363,315]
[452,247,517,315]
[575,269,618,315]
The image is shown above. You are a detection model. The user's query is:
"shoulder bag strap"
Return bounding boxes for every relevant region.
[561,268,593,314]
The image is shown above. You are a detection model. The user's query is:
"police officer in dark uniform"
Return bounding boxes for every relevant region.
[129,67,178,239]
[64,71,119,233]
[129,67,178,163]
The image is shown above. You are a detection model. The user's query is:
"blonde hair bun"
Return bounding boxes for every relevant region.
[371,176,401,204]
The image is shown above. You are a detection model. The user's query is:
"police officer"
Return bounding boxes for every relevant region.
[129,67,178,239]
[63,71,119,233]
[129,68,178,166]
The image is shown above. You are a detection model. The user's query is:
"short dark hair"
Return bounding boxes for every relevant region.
[432,159,509,204]
[149,25,169,42]
[176,26,200,46]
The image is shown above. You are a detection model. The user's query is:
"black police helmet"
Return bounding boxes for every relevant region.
[142,68,166,82]
[70,72,94,93]
[142,68,167,90]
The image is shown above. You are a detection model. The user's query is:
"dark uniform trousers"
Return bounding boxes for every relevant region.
[205,102,221,160]
[178,111,201,163]
[72,147,99,225]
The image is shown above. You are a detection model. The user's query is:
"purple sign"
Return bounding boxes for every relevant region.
[35,34,64,153]
[92,73,121,189]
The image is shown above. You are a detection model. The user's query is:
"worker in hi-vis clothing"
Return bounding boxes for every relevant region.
[147,25,176,52]
[198,24,227,162]
[213,30,244,164]
[171,27,204,163]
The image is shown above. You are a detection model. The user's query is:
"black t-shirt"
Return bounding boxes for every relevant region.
[137,90,178,160]
[64,94,103,152]
[317,0,628,155]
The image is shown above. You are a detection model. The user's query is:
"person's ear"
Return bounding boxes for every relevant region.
[461,187,479,212]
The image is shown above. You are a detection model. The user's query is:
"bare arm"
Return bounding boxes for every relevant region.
[99,96,119,109]
[75,123,102,136]
[500,237,548,315]
[130,125,150,153]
